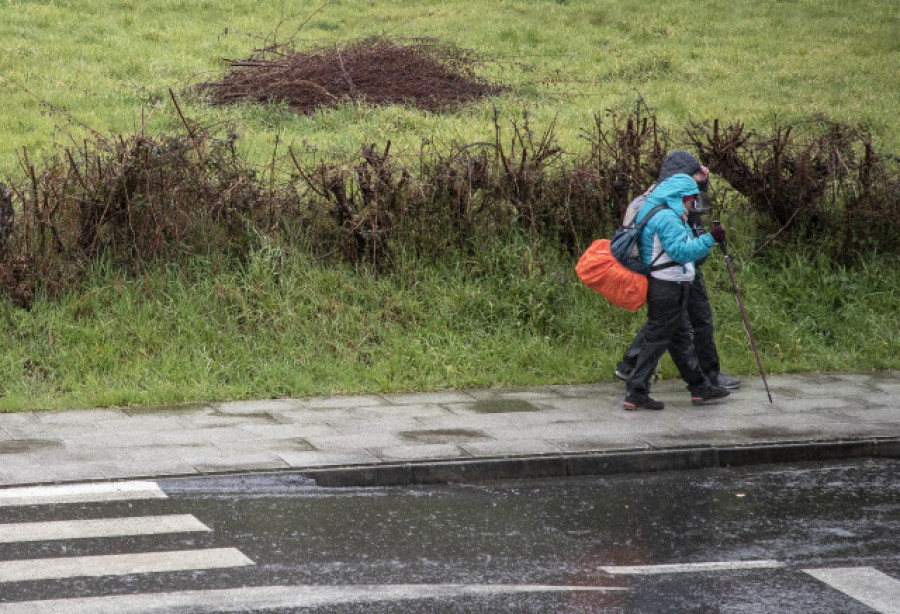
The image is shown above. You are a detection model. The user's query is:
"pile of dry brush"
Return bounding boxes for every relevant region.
[200,37,504,113]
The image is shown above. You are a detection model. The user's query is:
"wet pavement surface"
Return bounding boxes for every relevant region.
[1,459,896,612]
[0,371,897,487]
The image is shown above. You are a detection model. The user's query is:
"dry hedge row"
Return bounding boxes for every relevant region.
[1,109,897,308]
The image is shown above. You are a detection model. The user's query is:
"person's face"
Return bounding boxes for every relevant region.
[691,167,709,184]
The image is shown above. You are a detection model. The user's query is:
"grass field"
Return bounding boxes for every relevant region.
[1,0,898,412]
[2,0,898,178]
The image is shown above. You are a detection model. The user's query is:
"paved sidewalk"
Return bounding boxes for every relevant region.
[0,371,898,488]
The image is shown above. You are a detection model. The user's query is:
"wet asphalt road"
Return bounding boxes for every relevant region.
[0,459,897,612]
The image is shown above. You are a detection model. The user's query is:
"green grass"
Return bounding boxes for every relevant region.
[1,0,898,411]
[1,238,898,412]
[2,0,898,178]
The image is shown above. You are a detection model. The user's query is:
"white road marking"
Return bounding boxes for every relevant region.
[0,481,166,507]
[601,560,785,575]
[0,584,626,613]
[0,548,254,583]
[804,567,900,614]
[0,515,210,543]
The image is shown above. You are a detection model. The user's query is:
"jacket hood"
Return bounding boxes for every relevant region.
[658,149,709,193]
[658,150,701,182]
[641,173,699,219]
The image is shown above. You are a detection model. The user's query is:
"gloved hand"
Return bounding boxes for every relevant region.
[710,223,726,244]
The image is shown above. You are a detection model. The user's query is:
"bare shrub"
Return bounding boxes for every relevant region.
[289,141,421,270]
[688,118,900,259]
[1,118,299,306]
[2,102,897,307]
[562,105,670,252]
[491,111,565,240]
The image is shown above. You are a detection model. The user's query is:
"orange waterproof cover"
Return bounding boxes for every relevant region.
[575,239,648,311]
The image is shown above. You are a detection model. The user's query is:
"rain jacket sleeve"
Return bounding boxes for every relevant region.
[653,212,714,264]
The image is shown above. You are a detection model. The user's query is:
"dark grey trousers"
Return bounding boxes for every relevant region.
[624,276,710,396]
[618,268,721,379]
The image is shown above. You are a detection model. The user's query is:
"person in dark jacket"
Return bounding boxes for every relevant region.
[622,172,730,410]
[616,150,741,392]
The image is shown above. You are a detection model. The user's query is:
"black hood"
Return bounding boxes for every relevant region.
[658,150,706,191]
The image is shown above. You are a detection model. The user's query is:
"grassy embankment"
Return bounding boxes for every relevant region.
[0,0,898,411]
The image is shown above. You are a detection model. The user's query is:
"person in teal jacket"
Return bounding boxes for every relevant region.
[616,150,740,390]
[623,173,731,410]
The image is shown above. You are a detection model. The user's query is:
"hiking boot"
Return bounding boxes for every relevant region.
[614,369,631,382]
[710,372,741,389]
[623,392,664,411]
[690,385,730,405]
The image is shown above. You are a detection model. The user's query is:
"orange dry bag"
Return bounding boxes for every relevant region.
[575,239,648,311]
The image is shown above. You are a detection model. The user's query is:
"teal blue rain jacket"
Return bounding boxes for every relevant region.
[635,174,714,274]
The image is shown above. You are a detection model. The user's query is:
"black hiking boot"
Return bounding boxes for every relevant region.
[710,372,741,389]
[623,392,664,411]
[690,384,730,405]
[614,369,631,382]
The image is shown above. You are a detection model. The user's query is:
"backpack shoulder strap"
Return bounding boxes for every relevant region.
[634,204,668,232]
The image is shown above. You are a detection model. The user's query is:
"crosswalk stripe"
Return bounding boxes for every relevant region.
[0,584,627,613]
[0,548,254,583]
[803,567,900,614]
[0,481,166,507]
[0,515,210,543]
[601,560,785,574]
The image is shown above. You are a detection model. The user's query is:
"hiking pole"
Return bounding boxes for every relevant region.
[713,223,773,403]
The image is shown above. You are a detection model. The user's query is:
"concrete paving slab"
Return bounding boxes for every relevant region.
[416,410,587,429]
[65,430,207,448]
[380,391,477,405]
[294,394,390,410]
[825,405,900,422]
[96,460,201,480]
[462,388,567,402]
[396,428,492,444]
[0,438,65,455]
[545,383,613,397]
[177,412,285,428]
[480,420,677,441]
[0,412,41,427]
[185,454,291,474]
[277,450,382,468]
[347,403,458,419]
[211,437,317,455]
[2,463,129,484]
[213,399,306,414]
[459,439,563,457]
[369,443,470,462]
[126,445,222,461]
[235,423,342,440]
[303,432,406,451]
[805,422,900,438]
[326,417,428,436]
[92,413,202,432]
[547,437,654,453]
[35,409,130,424]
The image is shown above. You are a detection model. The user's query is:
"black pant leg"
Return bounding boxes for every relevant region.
[667,285,708,392]
[618,325,645,373]
[625,279,683,395]
[687,269,721,377]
